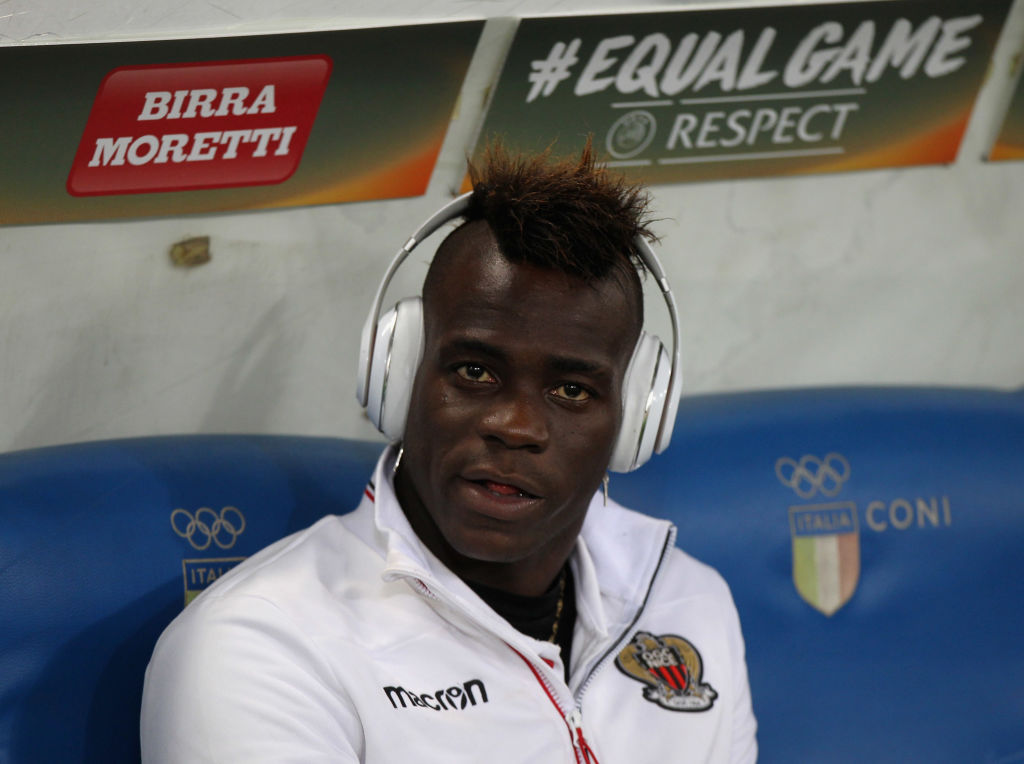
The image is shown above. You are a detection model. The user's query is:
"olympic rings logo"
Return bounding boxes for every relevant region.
[775,453,850,498]
[171,506,246,551]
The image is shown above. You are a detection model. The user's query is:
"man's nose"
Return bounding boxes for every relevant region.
[478,390,550,450]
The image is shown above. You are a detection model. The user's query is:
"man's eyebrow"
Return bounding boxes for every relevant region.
[443,338,611,377]
[444,338,508,362]
[547,356,608,376]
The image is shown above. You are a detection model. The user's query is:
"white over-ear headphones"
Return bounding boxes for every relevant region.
[356,192,682,473]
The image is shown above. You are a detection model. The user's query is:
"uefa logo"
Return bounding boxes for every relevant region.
[606,110,657,159]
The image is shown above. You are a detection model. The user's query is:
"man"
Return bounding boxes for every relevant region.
[141,143,757,762]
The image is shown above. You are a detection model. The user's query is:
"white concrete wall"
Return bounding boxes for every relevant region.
[2,0,1023,453]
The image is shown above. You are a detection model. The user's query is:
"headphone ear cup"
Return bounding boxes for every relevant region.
[365,297,423,440]
[609,332,671,473]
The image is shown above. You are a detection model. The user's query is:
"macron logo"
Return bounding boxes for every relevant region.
[383,678,488,711]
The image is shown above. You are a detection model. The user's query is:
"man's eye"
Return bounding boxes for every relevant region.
[455,364,496,383]
[551,383,591,402]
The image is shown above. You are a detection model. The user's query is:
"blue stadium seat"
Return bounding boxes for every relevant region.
[1,387,1022,762]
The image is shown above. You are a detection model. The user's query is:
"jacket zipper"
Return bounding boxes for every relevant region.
[572,525,676,706]
[510,647,599,764]
[409,576,598,762]
[401,522,676,764]
[499,526,684,764]
[567,708,599,764]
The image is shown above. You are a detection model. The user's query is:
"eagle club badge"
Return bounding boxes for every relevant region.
[615,631,717,712]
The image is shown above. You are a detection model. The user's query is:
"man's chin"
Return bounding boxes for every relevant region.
[444,528,534,566]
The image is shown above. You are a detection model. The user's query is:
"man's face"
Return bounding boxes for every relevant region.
[395,221,640,593]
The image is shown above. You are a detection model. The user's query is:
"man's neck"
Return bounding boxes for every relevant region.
[392,462,573,597]
[468,565,578,682]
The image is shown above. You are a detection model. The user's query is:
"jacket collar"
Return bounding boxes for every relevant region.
[350,446,675,657]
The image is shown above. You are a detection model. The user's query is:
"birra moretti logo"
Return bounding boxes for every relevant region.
[67,55,331,196]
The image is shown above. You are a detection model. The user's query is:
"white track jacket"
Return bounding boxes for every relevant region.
[142,448,757,763]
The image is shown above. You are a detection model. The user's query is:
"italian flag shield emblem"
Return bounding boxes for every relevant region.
[790,502,860,616]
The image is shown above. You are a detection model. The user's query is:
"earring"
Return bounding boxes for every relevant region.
[393,444,404,475]
[603,473,610,506]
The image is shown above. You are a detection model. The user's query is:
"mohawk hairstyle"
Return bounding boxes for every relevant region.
[462,137,656,285]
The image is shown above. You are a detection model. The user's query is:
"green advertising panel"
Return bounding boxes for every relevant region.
[473,1,1011,184]
[0,21,483,224]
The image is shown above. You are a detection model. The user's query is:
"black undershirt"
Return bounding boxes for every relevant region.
[467,566,577,683]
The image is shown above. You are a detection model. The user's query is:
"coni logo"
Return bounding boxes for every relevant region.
[171,506,248,606]
[775,453,850,499]
[171,506,246,550]
[776,450,954,616]
[777,451,858,617]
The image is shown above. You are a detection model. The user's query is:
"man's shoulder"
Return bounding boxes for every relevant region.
[166,507,380,635]
[594,497,733,597]
[660,544,734,602]
[201,514,349,597]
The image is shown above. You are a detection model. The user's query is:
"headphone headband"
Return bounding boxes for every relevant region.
[357,194,473,408]
[357,191,683,466]
[631,235,683,450]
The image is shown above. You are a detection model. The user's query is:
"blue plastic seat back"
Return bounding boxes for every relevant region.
[0,435,380,763]
[616,387,1024,763]
[2,387,1023,762]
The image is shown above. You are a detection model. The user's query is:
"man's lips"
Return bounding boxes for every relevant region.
[460,470,542,500]
[478,479,537,498]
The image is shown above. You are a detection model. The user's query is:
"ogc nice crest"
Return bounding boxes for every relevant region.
[615,631,717,712]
